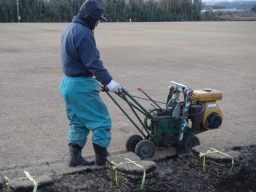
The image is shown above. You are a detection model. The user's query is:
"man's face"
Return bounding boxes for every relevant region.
[95,20,100,28]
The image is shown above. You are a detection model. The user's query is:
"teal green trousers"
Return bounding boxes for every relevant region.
[60,76,112,148]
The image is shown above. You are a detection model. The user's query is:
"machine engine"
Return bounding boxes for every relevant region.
[189,89,223,130]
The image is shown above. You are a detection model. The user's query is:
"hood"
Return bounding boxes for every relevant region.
[77,0,108,21]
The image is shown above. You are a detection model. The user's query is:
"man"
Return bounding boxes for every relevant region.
[60,0,121,167]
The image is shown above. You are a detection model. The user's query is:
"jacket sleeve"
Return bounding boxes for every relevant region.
[76,31,112,85]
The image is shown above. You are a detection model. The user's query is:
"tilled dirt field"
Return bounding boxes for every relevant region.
[38,145,255,192]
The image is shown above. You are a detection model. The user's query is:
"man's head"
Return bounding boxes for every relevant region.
[77,0,107,22]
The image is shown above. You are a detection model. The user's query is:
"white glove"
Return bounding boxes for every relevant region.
[107,80,122,93]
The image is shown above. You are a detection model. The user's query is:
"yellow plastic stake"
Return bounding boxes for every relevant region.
[111,158,146,190]
[199,148,234,175]
[24,171,38,192]
[4,171,37,192]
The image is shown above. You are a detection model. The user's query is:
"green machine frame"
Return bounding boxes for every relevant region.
[105,81,206,152]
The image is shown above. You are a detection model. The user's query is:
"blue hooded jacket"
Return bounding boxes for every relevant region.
[61,14,112,85]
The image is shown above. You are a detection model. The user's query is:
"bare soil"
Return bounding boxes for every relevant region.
[38,145,255,192]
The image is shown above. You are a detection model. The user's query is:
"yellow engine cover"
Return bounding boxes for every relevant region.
[202,101,223,129]
[192,89,222,102]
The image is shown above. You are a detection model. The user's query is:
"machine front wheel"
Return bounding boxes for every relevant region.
[135,140,155,159]
[182,133,200,151]
[126,134,143,152]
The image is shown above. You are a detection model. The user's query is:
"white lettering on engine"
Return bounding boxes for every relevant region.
[208,104,217,109]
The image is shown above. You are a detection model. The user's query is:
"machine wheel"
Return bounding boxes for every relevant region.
[135,140,155,159]
[126,135,143,152]
[182,133,200,151]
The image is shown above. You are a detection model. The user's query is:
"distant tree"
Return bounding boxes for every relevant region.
[251,5,256,12]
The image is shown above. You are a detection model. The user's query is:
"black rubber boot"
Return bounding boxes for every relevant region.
[93,143,109,166]
[68,143,95,167]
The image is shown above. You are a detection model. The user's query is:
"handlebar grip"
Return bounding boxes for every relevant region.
[100,85,109,91]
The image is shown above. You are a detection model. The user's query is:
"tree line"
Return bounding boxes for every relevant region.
[0,0,203,22]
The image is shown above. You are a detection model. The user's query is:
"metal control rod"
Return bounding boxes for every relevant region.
[138,87,163,110]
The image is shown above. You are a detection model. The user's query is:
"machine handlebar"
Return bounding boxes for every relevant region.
[171,81,187,90]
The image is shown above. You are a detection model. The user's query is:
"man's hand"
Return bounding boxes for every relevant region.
[107,80,122,93]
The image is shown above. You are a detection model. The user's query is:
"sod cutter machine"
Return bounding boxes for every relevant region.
[103,81,223,159]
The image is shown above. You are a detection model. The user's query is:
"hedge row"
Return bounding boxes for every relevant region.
[0,0,203,22]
